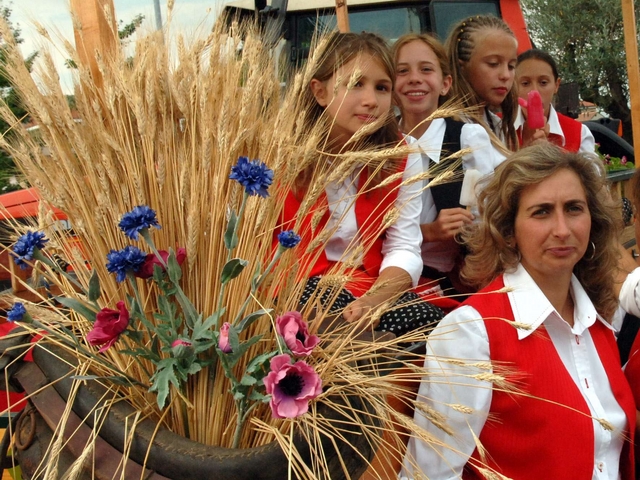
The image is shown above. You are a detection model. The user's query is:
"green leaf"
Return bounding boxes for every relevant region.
[186,363,202,375]
[54,297,97,323]
[220,258,248,284]
[224,210,239,250]
[249,390,270,403]
[237,308,273,332]
[166,248,183,284]
[149,360,180,409]
[240,374,257,386]
[88,269,101,302]
[124,329,144,344]
[191,309,223,341]
[233,390,246,401]
[245,350,277,375]
[224,334,262,368]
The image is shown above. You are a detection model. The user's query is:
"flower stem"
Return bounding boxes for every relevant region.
[231,399,247,448]
[33,250,97,308]
[231,247,282,326]
[217,193,248,328]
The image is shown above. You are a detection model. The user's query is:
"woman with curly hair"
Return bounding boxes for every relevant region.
[401,143,636,480]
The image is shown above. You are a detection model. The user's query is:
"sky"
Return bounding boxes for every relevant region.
[11,0,232,92]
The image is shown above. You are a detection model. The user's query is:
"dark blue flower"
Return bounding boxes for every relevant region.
[277,230,301,249]
[118,206,161,240]
[12,231,48,270]
[106,246,147,282]
[229,156,274,197]
[6,302,26,322]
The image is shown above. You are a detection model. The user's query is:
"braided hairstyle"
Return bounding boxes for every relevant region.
[445,15,519,151]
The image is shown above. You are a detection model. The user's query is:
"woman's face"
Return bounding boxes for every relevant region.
[394,40,451,120]
[310,53,393,147]
[516,58,560,118]
[463,29,517,108]
[514,168,591,285]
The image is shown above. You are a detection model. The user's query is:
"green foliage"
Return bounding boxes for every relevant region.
[0,1,34,192]
[521,0,638,143]
[119,14,145,40]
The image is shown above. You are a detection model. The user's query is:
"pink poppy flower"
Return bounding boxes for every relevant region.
[86,301,130,352]
[135,247,187,279]
[264,354,322,419]
[218,322,232,353]
[276,311,319,356]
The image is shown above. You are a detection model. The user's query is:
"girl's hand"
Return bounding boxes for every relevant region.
[342,297,378,327]
[422,207,474,242]
[521,122,550,147]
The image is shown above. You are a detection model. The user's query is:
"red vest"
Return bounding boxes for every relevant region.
[552,112,583,152]
[461,276,635,480]
[277,159,407,283]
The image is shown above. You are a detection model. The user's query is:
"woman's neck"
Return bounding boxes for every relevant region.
[400,111,432,139]
[526,267,575,326]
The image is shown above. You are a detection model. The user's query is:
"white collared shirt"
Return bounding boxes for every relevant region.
[324,144,423,286]
[618,267,640,318]
[401,263,627,480]
[417,118,506,272]
[514,104,596,154]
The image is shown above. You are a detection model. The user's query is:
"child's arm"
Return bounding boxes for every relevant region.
[342,266,411,324]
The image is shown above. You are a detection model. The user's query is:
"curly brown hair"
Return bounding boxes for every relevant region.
[462,143,621,319]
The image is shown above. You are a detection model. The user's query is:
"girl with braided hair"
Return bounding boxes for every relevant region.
[445,15,519,151]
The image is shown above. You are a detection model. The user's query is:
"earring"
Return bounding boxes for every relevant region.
[585,241,596,261]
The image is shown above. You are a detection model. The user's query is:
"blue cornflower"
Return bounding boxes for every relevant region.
[12,231,48,270]
[229,156,274,197]
[106,245,147,282]
[277,230,301,249]
[6,302,26,322]
[118,206,161,240]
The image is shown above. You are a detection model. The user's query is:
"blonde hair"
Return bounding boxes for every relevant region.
[392,33,451,106]
[445,15,519,151]
[462,143,620,319]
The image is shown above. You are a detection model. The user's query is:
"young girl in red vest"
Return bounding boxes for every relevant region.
[516,48,596,153]
[392,33,506,301]
[402,143,635,480]
[279,32,444,336]
[444,15,519,151]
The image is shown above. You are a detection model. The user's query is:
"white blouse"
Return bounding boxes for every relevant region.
[324,142,423,286]
[417,118,506,272]
[619,267,640,318]
[514,104,596,154]
[401,263,627,480]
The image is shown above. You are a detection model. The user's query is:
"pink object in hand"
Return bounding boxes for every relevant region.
[518,90,545,129]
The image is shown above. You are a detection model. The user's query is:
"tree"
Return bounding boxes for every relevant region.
[0,0,37,192]
[521,0,639,144]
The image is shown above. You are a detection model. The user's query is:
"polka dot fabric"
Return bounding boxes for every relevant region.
[299,276,444,336]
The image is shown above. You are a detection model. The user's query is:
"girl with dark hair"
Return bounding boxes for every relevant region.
[516,48,596,153]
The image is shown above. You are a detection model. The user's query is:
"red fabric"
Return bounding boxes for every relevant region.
[625,333,640,407]
[276,158,407,292]
[0,321,34,414]
[461,276,635,480]
[552,112,583,153]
